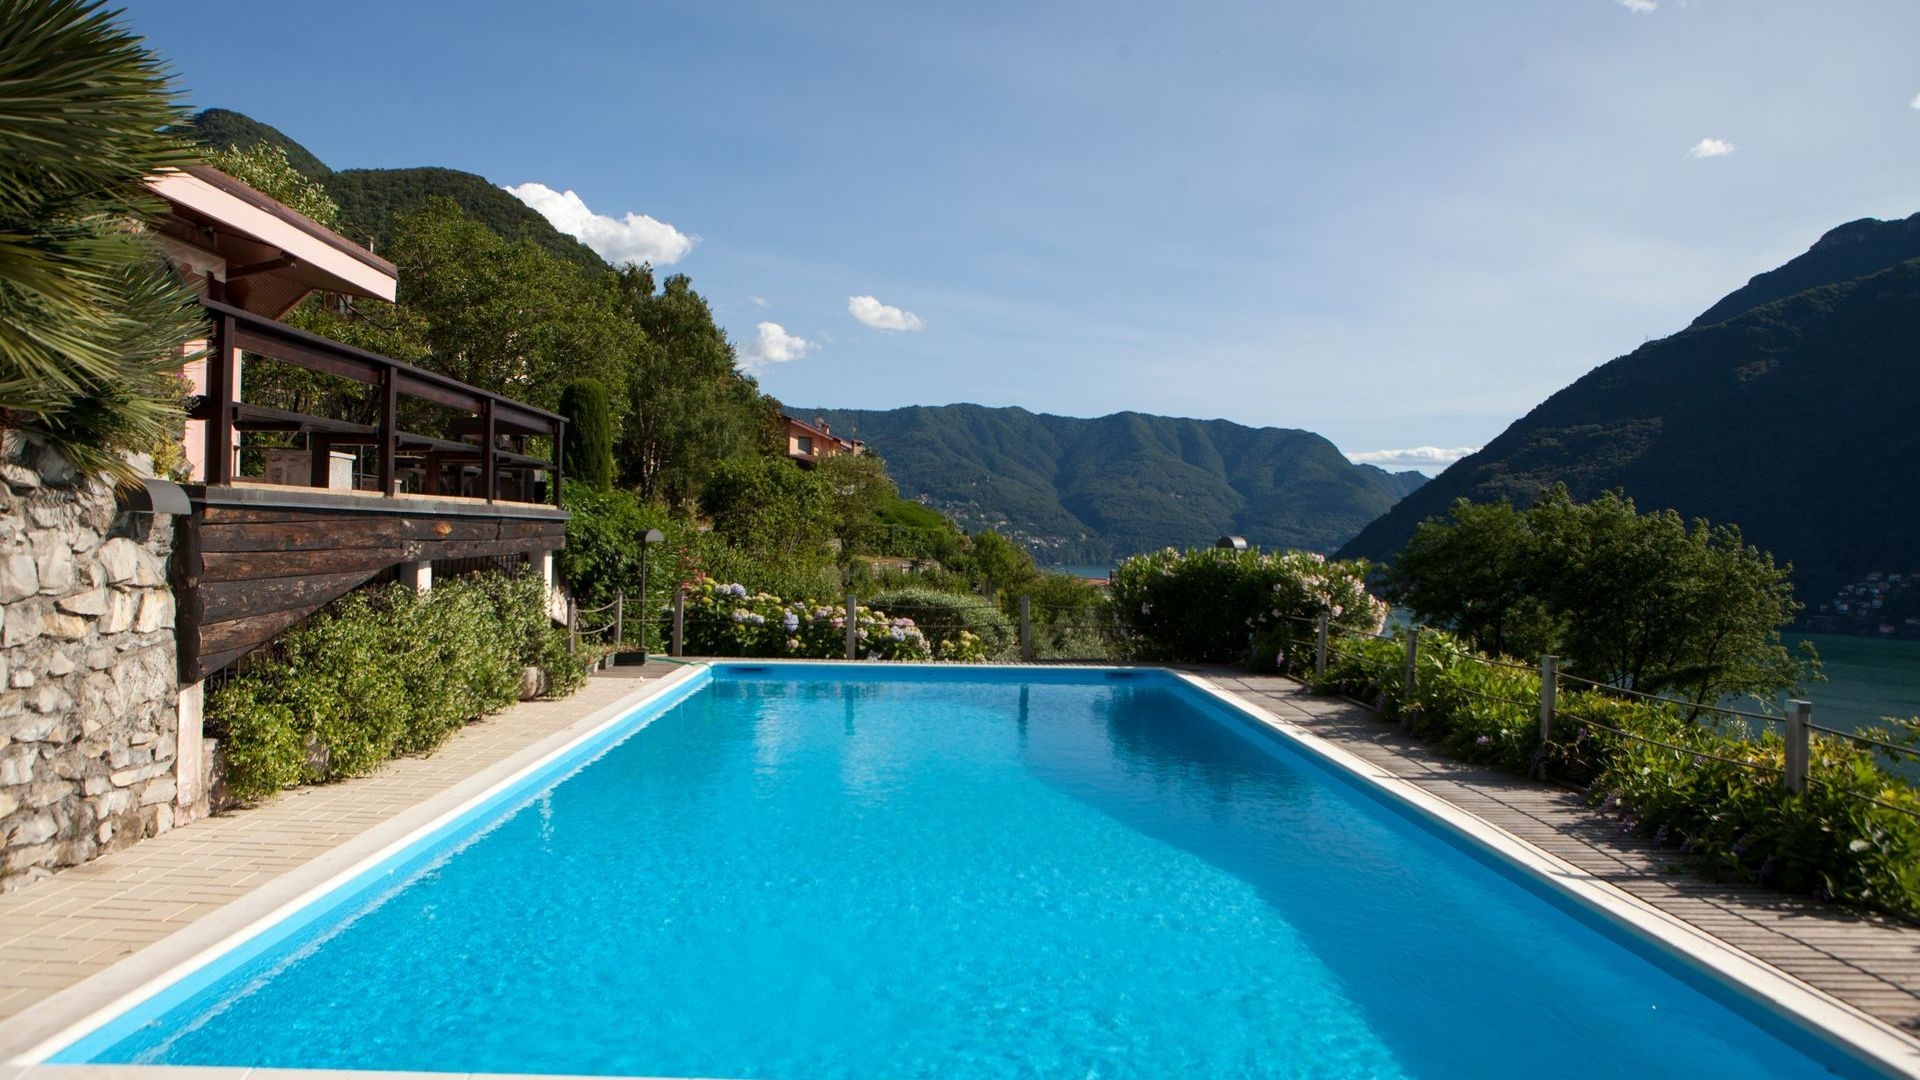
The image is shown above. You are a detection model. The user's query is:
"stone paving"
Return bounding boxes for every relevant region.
[1207,671,1920,1041]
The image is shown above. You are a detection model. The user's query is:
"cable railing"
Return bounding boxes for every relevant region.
[1302,612,1918,819]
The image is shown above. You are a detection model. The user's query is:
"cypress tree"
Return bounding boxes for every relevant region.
[558,378,613,491]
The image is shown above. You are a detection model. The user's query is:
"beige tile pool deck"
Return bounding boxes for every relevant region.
[0,661,1914,1079]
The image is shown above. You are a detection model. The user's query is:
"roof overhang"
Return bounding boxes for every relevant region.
[146,166,396,316]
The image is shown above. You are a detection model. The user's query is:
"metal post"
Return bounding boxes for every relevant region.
[1019,595,1033,662]
[845,593,859,660]
[567,598,578,655]
[1539,655,1558,745]
[612,590,624,650]
[671,588,686,657]
[1784,700,1811,792]
[1314,615,1328,679]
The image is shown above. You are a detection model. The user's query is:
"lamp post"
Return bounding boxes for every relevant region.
[637,528,665,660]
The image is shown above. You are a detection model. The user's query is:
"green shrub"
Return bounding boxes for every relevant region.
[866,587,1016,660]
[1112,547,1386,663]
[208,571,582,802]
[1299,624,1920,917]
[559,378,615,491]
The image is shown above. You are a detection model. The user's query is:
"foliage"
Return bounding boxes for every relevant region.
[612,265,773,506]
[202,142,339,225]
[873,497,965,562]
[950,528,1041,600]
[0,0,203,481]
[1110,546,1386,663]
[866,587,1016,661]
[559,378,614,491]
[806,404,1428,564]
[386,197,637,415]
[679,581,952,661]
[1390,489,1814,707]
[1024,571,1117,660]
[699,456,833,558]
[818,451,899,566]
[1338,229,1920,604]
[1302,625,1920,917]
[208,572,583,802]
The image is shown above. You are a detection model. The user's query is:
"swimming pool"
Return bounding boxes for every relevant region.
[38,665,1900,1077]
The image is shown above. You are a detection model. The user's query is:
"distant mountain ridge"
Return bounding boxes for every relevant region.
[1339,212,1920,600]
[181,109,609,274]
[807,405,1425,563]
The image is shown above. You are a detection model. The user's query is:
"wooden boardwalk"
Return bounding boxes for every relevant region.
[1205,671,1920,1041]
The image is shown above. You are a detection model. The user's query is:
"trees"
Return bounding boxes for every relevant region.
[386,197,637,415]
[0,0,203,481]
[1389,488,1813,707]
[610,264,771,505]
[558,378,614,491]
[202,144,339,226]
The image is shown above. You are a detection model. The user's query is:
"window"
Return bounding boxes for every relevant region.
[795,436,813,455]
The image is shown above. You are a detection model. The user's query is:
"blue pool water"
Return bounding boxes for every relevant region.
[60,666,1870,1078]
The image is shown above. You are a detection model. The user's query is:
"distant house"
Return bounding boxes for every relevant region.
[783,413,862,467]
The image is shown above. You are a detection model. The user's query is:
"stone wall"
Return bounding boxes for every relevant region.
[0,458,181,891]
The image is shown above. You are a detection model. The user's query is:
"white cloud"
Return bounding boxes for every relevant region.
[749,295,769,307]
[739,321,810,370]
[1346,446,1481,472]
[1910,92,1920,111]
[847,294,925,332]
[503,182,696,266]
[1617,0,1656,12]
[1686,137,1736,159]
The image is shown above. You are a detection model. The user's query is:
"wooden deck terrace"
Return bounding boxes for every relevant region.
[175,299,570,682]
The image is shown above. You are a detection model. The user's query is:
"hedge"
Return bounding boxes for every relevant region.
[208,571,585,802]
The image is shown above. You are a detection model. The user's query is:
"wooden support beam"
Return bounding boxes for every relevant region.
[378,368,398,496]
[482,398,497,504]
[206,311,236,484]
[552,417,565,508]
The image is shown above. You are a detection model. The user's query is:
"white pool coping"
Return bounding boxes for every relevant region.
[0,660,1913,1079]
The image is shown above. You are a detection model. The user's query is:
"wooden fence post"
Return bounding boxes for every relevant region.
[1019,595,1033,662]
[1314,616,1328,679]
[1784,700,1811,792]
[612,590,624,648]
[671,588,685,658]
[1400,627,1421,730]
[1538,654,1558,744]
[845,593,859,660]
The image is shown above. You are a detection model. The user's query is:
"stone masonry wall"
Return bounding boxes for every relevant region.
[0,458,179,891]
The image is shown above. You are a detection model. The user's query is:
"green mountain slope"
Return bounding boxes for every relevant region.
[1691,213,1920,328]
[805,405,1425,563]
[180,109,608,273]
[1338,230,1920,599]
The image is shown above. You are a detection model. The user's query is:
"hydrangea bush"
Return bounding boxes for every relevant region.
[679,580,990,662]
[1109,546,1387,663]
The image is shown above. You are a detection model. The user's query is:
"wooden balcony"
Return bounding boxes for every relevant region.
[175,299,571,681]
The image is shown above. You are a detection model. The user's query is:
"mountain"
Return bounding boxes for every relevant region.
[1338,215,1920,600]
[806,405,1426,563]
[180,109,608,274]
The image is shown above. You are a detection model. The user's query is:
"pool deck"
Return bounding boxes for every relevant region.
[1206,671,1920,1042]
[0,661,1914,1077]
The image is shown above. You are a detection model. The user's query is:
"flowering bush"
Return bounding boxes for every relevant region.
[1304,623,1920,917]
[679,581,939,661]
[1109,546,1386,663]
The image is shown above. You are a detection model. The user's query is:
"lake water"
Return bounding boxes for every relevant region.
[1778,632,1919,729]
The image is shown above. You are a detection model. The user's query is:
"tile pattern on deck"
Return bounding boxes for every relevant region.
[1206,672,1920,1039]
[0,668,674,1024]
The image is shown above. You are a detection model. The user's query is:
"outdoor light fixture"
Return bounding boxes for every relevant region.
[637,528,666,659]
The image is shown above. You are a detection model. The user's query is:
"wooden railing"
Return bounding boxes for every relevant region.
[195,297,567,506]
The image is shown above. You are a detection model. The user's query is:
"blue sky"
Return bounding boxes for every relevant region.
[125,0,1920,472]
